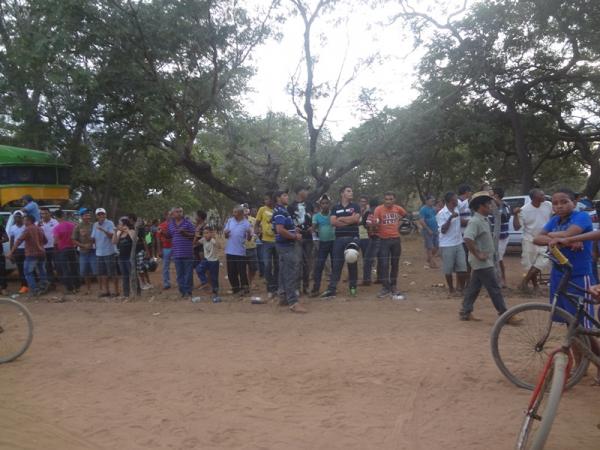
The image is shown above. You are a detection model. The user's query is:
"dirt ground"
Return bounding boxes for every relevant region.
[1,236,599,450]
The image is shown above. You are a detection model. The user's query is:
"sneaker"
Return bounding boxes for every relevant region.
[377,289,391,298]
[506,315,523,326]
[141,284,152,290]
[212,295,222,303]
[289,302,307,313]
[18,286,29,294]
[319,290,336,299]
[459,313,482,322]
[349,287,357,297]
[392,292,406,301]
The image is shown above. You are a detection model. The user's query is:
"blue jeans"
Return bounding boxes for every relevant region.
[262,242,279,293]
[79,251,97,277]
[328,237,359,293]
[313,240,334,292]
[24,256,47,292]
[194,258,208,285]
[174,257,194,296]
[256,242,265,277]
[196,259,220,294]
[161,248,172,288]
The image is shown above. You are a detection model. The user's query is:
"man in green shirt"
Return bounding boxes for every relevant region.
[459,192,520,323]
[310,195,335,296]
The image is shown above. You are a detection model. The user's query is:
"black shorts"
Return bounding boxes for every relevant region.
[97,254,117,277]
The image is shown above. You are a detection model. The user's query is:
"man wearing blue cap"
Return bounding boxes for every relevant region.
[21,195,40,223]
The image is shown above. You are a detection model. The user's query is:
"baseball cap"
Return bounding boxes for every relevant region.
[95,208,107,215]
[78,207,90,215]
[13,210,23,216]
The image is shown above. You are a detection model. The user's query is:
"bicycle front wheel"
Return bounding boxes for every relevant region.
[0,298,34,363]
[491,302,590,390]
[516,352,567,450]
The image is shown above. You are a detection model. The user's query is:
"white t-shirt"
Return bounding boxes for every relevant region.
[458,197,471,232]
[8,224,26,249]
[436,206,463,247]
[40,218,58,249]
[200,237,218,262]
[519,201,553,242]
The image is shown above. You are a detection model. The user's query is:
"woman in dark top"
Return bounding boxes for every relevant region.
[112,217,136,298]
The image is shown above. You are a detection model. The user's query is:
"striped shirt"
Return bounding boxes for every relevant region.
[167,218,195,259]
[489,202,511,240]
[272,204,296,246]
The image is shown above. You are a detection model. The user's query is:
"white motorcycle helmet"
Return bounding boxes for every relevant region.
[344,242,360,264]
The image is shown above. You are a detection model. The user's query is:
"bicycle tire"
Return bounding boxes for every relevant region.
[515,352,567,450]
[491,302,590,390]
[0,298,34,363]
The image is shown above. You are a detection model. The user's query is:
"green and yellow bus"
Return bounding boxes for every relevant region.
[0,144,70,208]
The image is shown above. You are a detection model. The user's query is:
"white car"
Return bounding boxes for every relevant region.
[503,195,598,247]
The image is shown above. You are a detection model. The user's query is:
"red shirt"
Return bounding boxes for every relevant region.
[19,225,47,257]
[53,221,76,251]
[374,205,407,239]
[158,221,172,249]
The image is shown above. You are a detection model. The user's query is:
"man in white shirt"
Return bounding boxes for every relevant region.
[436,192,469,295]
[39,207,59,283]
[513,188,553,292]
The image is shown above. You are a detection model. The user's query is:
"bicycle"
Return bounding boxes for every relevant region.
[0,297,34,363]
[491,247,600,450]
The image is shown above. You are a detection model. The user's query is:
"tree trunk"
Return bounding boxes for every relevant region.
[506,106,534,194]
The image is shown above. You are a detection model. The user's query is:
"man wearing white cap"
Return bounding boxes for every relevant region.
[92,208,118,297]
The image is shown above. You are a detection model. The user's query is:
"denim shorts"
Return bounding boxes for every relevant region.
[246,248,258,272]
[79,251,97,276]
[422,230,439,250]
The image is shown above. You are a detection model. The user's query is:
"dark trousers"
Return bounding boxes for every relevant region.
[262,242,279,293]
[0,254,6,289]
[378,238,401,292]
[196,259,220,294]
[295,239,313,292]
[460,267,507,317]
[14,248,26,287]
[313,240,334,292]
[57,248,80,291]
[174,257,194,296]
[118,257,132,297]
[226,254,248,293]
[45,248,58,282]
[256,243,265,277]
[278,244,298,305]
[362,237,380,282]
[328,236,359,292]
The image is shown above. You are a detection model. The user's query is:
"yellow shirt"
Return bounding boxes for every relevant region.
[255,206,275,243]
[245,216,257,249]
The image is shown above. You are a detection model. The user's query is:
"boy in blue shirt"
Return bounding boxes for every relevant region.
[534,188,595,327]
[272,190,306,313]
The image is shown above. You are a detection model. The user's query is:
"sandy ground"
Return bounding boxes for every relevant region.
[1,236,599,450]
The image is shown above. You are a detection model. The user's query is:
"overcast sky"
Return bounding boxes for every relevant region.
[242,0,466,138]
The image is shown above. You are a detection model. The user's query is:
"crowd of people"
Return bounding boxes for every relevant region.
[1,187,600,323]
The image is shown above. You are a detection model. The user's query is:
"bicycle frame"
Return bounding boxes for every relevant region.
[526,347,573,414]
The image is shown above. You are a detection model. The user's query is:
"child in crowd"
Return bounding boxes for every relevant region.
[198,226,221,303]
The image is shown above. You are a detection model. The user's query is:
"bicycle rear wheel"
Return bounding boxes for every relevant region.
[516,352,567,450]
[0,298,34,363]
[491,302,590,390]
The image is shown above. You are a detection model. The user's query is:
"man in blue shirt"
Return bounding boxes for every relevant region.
[224,205,253,295]
[418,195,439,269]
[21,195,40,223]
[273,190,306,313]
[92,208,118,297]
